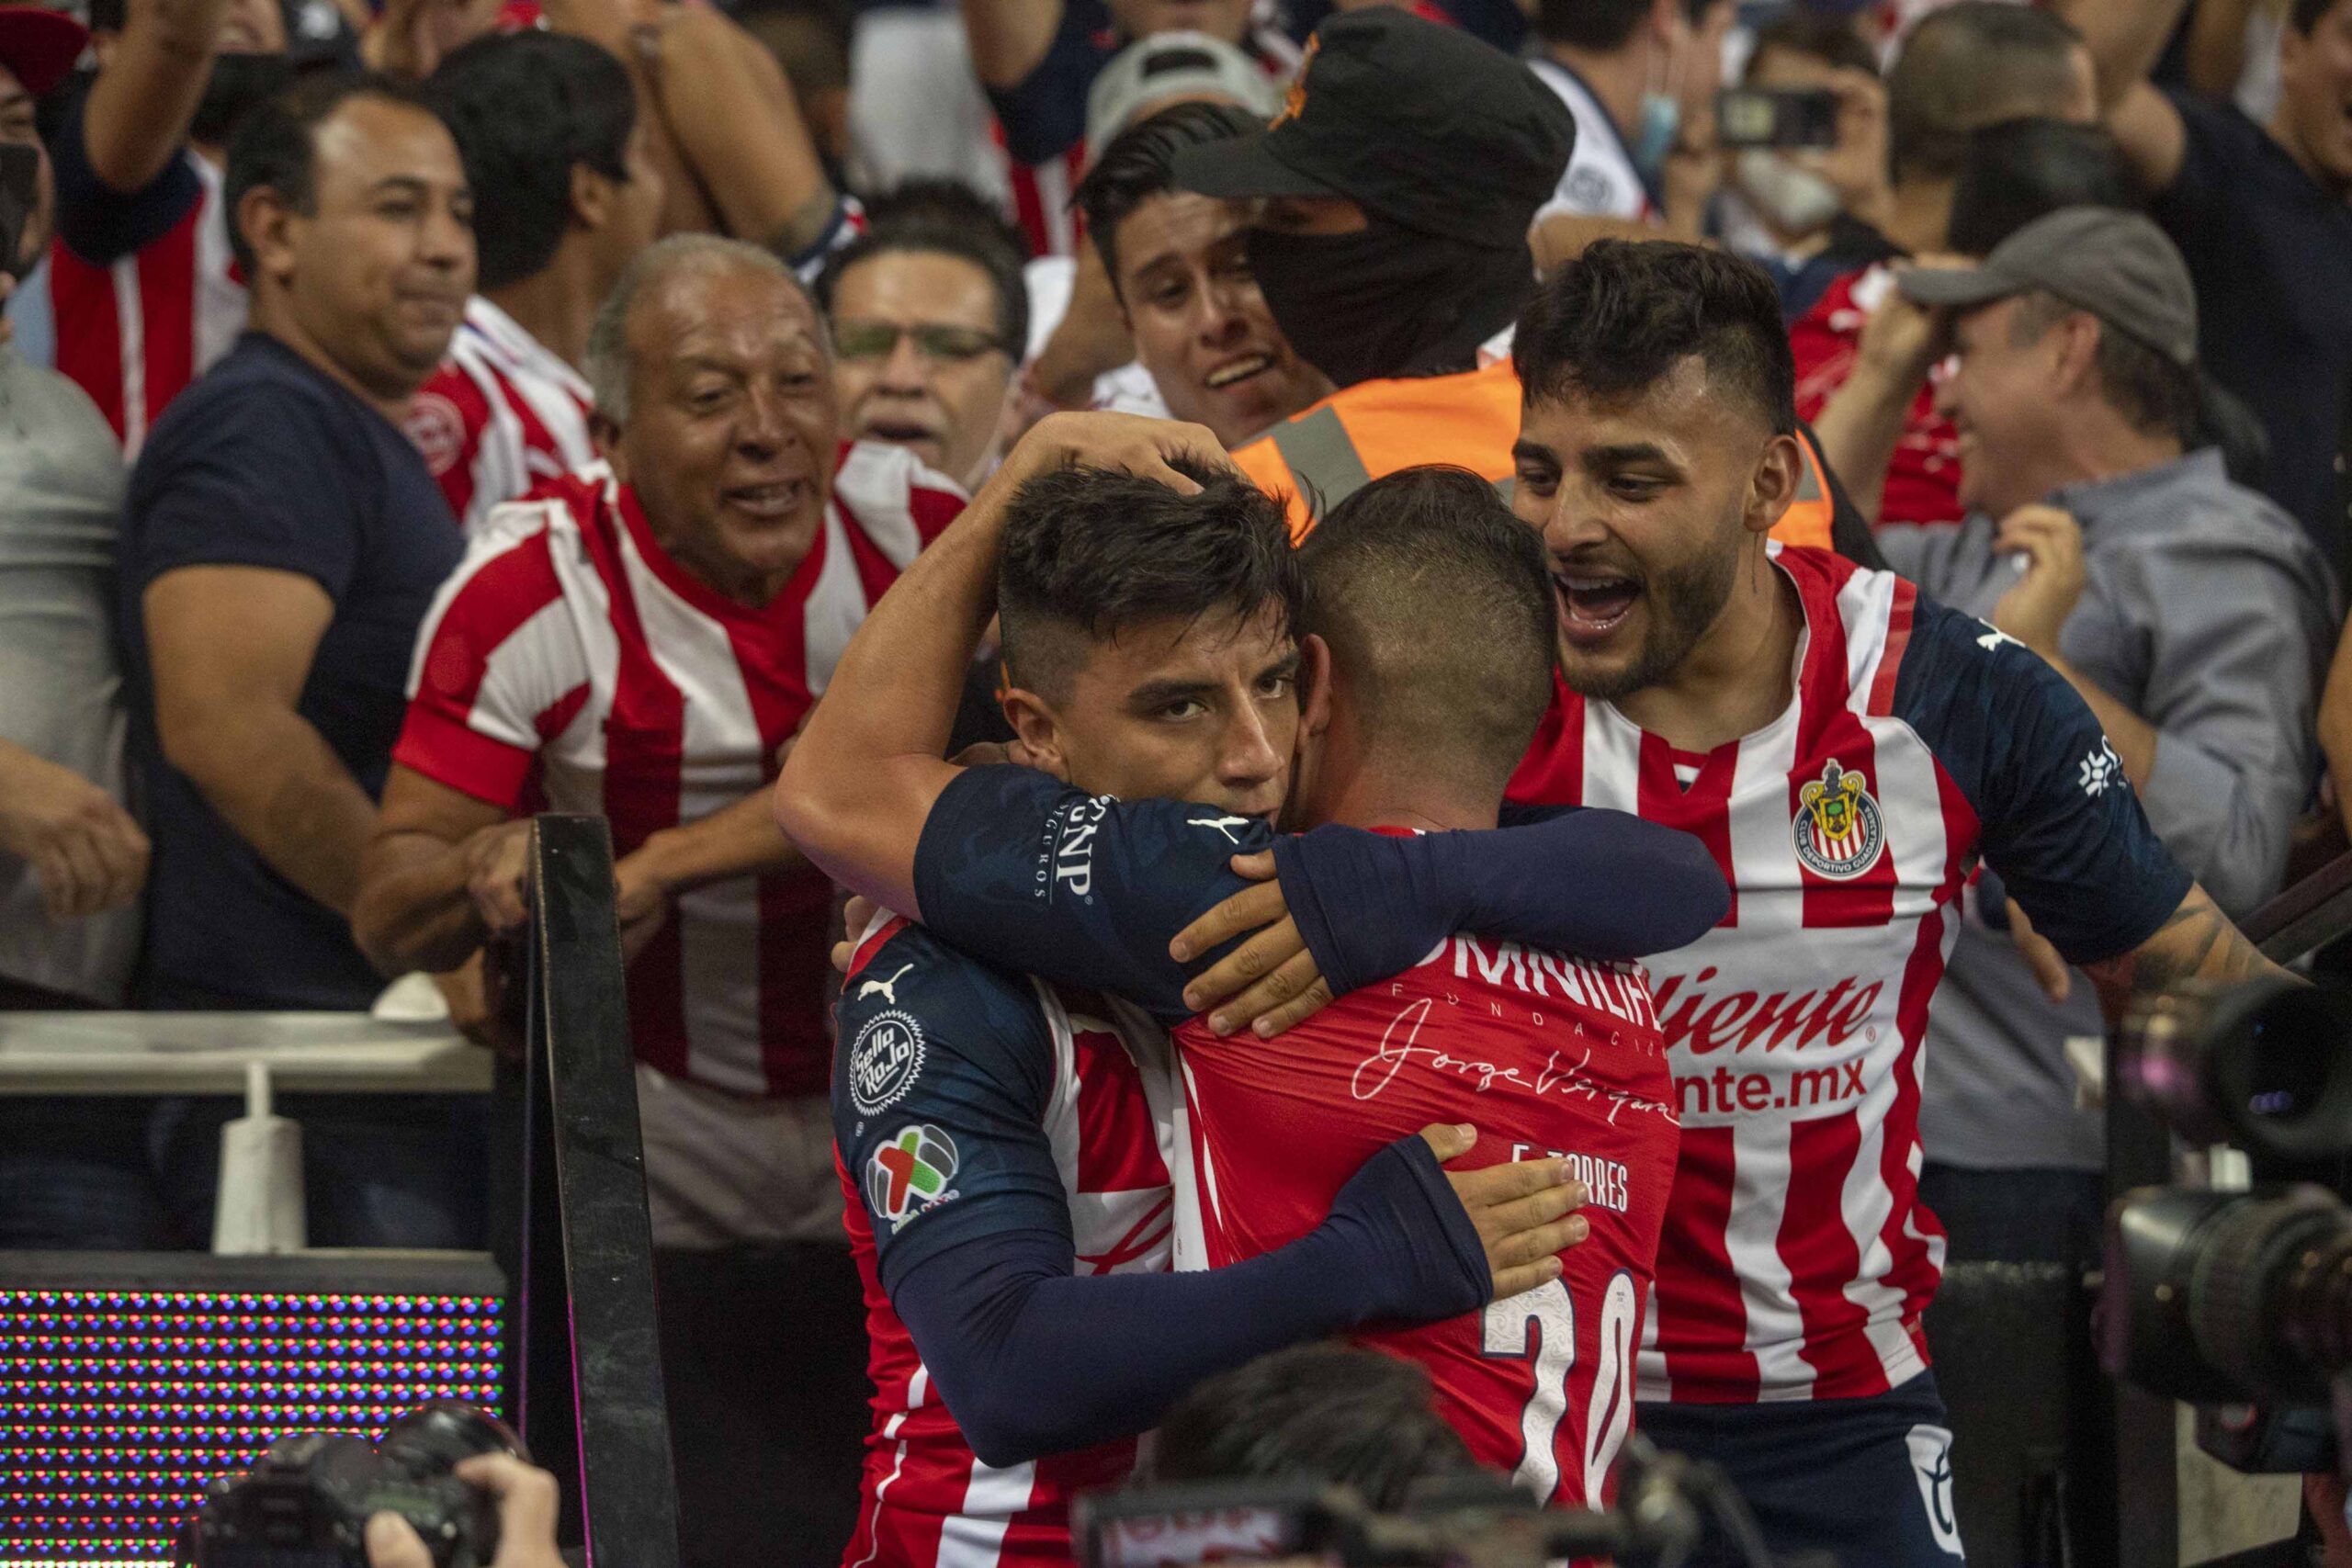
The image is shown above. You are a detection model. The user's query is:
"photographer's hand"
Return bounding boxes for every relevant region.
[365,1454,565,1568]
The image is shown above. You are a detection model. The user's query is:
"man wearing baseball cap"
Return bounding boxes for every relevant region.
[1870,207,2335,1268]
[1188,6,1865,560]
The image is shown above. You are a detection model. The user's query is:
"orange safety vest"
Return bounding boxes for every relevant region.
[1231,359,1841,553]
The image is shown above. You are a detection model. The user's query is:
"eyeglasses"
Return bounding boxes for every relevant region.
[833,320,1008,364]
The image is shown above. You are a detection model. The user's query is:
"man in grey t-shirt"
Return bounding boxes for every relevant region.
[1863,209,2339,1261]
[0,5,145,1009]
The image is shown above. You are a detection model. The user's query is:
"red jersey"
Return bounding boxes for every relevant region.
[1506,545,2193,1404]
[1180,929,1675,1506]
[1790,265,1962,529]
[392,444,964,1096]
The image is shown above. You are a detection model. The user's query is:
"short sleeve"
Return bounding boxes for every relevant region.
[50,85,203,267]
[983,0,1106,166]
[390,510,590,810]
[126,380,368,600]
[911,764,1274,1018]
[1890,596,2191,964]
[832,923,1071,1293]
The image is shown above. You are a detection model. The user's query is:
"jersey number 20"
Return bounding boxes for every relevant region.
[1480,1269,1639,1505]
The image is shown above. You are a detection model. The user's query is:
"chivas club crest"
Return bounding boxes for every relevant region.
[1792,760,1886,880]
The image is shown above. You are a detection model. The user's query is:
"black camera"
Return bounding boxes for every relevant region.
[2101,976,2352,1470]
[180,1401,525,1568]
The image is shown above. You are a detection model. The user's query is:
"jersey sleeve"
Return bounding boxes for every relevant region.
[1890,594,2192,964]
[831,923,1073,1294]
[390,506,591,810]
[404,365,494,532]
[980,0,1104,165]
[912,764,1274,1018]
[50,85,202,267]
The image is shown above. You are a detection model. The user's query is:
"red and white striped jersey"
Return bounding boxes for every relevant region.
[406,297,595,536]
[392,444,965,1097]
[834,913,1181,1568]
[1507,545,2190,1404]
[49,151,243,457]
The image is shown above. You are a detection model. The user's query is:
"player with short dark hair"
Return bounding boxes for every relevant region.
[784,413,1695,1568]
[783,441,1729,1530]
[408,31,665,533]
[1505,236,2289,1565]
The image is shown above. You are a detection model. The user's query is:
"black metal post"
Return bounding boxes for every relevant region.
[517,813,681,1568]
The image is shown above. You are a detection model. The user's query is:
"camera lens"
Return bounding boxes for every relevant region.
[2188,1189,2352,1403]
[2120,978,2352,1162]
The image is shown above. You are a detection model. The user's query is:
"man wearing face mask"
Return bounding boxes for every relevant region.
[1524,0,1735,258]
[1716,10,1896,322]
[48,0,353,455]
[1196,7,1864,562]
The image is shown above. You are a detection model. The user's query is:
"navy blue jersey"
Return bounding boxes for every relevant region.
[1503,544,2191,1406]
[832,915,1175,1562]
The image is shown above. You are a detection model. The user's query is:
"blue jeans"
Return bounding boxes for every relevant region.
[0,1097,176,1248]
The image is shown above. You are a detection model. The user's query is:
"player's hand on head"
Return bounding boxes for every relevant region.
[1171,852,1335,1037]
[1007,412,1238,496]
[1419,1124,1589,1302]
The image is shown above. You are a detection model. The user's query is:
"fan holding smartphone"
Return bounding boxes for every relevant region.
[1714,11,1893,318]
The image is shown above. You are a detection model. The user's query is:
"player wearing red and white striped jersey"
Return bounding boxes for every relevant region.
[1506,243,2288,1564]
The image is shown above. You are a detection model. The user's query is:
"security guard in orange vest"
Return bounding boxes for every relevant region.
[1178,7,1871,561]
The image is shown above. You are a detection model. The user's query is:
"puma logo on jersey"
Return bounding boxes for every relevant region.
[1188,815,1250,844]
[1975,622,2022,654]
[857,964,913,1005]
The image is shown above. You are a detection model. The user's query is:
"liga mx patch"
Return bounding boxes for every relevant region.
[1792,759,1886,880]
[865,1124,959,1232]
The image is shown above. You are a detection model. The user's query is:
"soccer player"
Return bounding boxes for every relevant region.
[1501,240,2293,1563]
[783,455,1731,1521]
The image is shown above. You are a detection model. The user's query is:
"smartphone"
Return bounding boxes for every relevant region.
[1716,86,1841,149]
[0,142,40,284]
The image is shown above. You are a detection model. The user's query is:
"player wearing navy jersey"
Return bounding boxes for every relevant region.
[801,415,1667,1568]
[787,451,1734,1520]
[1502,242,2294,1564]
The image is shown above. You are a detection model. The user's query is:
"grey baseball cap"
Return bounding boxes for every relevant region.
[1084,32,1283,158]
[1896,206,2199,367]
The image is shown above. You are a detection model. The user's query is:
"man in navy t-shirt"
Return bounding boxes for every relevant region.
[116,72,476,1246]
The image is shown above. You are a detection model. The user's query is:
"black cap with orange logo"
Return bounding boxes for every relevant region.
[1170,7,1575,251]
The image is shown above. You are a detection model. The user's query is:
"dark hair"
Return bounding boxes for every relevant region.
[223,70,442,279]
[1945,118,2133,256]
[2007,289,2200,441]
[1744,8,1878,79]
[1885,2,2084,183]
[2291,0,2345,33]
[1075,100,1261,291]
[998,458,1301,699]
[1151,1346,1484,1508]
[817,182,1030,353]
[424,33,634,292]
[1514,240,1796,434]
[1534,0,1648,51]
[1298,467,1556,795]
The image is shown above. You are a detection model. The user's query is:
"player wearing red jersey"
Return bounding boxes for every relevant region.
[1503,240,2292,1564]
[784,458,1729,1515]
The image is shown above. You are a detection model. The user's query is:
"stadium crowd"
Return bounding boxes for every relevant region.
[0,0,2349,1560]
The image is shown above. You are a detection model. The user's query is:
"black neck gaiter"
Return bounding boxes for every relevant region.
[1246,213,1534,389]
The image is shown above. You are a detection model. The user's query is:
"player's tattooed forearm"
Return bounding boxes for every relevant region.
[2082,886,2273,1020]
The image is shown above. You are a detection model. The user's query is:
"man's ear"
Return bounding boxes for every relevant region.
[593,412,628,479]
[570,161,611,231]
[1000,686,1073,783]
[2052,313,2103,400]
[1297,633,1333,743]
[1742,432,1804,537]
[237,186,298,288]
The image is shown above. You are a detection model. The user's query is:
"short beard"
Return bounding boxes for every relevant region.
[1557,537,1741,705]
